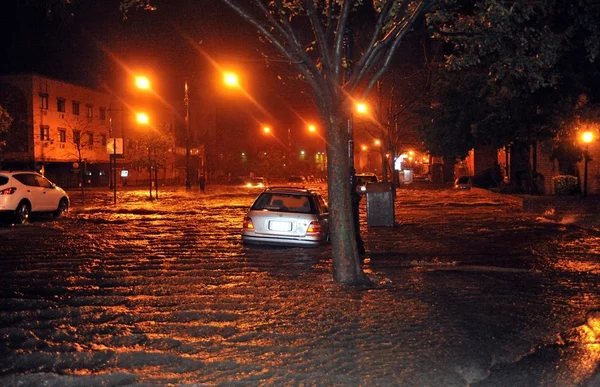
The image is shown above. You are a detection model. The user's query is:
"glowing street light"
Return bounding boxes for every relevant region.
[581,130,595,197]
[224,72,239,87]
[263,126,271,134]
[356,102,368,114]
[135,76,151,90]
[136,112,149,125]
[308,124,317,132]
[374,139,381,146]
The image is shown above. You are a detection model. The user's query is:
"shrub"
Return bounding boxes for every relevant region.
[552,175,579,195]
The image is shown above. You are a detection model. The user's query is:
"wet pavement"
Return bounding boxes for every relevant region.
[0,183,599,386]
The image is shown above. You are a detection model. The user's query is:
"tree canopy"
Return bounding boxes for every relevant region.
[422,0,600,159]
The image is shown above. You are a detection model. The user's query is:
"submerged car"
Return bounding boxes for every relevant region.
[0,170,69,224]
[454,176,472,190]
[242,186,329,247]
[245,177,268,189]
[287,175,307,186]
[355,173,378,194]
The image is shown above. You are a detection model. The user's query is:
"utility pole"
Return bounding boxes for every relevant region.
[185,80,191,191]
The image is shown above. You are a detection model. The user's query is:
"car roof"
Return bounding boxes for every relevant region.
[262,186,320,195]
[0,170,40,175]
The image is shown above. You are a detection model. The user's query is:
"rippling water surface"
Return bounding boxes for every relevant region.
[0,185,599,386]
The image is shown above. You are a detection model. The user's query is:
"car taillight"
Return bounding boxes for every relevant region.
[243,216,254,231]
[0,187,17,195]
[307,221,321,234]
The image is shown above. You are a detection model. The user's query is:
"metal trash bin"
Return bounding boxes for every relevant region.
[365,182,395,227]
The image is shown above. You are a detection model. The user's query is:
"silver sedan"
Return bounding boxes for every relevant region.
[242,187,329,247]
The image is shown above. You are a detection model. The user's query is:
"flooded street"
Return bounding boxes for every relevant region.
[0,184,599,386]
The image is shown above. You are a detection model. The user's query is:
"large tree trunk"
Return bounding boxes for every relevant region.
[323,110,369,285]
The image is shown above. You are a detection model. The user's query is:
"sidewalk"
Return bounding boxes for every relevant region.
[475,187,600,232]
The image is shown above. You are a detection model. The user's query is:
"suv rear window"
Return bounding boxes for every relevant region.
[0,176,8,185]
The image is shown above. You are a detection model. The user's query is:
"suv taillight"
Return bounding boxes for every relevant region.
[0,187,16,195]
[243,216,254,231]
[307,221,321,234]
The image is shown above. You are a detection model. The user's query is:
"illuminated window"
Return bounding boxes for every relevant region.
[73,130,80,145]
[40,94,48,109]
[40,125,50,141]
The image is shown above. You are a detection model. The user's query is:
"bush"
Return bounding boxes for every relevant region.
[552,175,579,195]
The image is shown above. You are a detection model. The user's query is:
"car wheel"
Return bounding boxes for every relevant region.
[15,201,30,224]
[54,198,69,218]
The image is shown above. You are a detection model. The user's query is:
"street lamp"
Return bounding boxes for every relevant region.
[135,76,151,90]
[184,80,192,191]
[581,130,594,197]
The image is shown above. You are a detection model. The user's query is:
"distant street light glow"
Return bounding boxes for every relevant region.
[135,76,150,90]
[356,103,368,114]
[136,112,149,124]
[263,126,271,133]
[582,131,594,144]
[308,125,316,132]
[224,73,239,87]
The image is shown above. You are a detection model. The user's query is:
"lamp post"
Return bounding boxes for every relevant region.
[184,80,191,191]
[581,131,594,197]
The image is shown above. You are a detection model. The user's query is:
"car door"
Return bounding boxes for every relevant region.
[33,174,59,210]
[13,173,46,211]
[315,194,329,234]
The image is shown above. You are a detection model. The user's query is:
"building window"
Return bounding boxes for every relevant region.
[73,130,81,146]
[99,107,106,121]
[72,101,80,116]
[57,98,66,112]
[58,128,66,142]
[40,94,48,109]
[87,105,93,121]
[87,133,94,150]
[40,125,50,141]
[100,134,107,147]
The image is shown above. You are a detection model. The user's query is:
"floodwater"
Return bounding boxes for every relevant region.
[0,184,599,386]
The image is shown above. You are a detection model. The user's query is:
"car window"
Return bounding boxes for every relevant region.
[316,195,328,214]
[457,176,470,184]
[0,176,8,186]
[252,193,313,213]
[14,173,40,187]
[34,175,54,188]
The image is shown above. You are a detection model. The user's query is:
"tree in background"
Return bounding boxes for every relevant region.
[60,115,95,203]
[0,105,13,164]
[128,129,173,200]
[424,0,600,190]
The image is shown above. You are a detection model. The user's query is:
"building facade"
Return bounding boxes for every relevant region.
[0,74,178,188]
[0,74,112,187]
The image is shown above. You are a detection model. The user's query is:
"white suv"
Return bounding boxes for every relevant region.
[0,171,70,224]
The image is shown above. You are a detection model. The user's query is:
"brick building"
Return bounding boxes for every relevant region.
[0,74,178,188]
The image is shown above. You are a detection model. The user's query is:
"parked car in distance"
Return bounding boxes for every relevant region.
[245,177,268,189]
[242,186,329,247]
[355,173,379,194]
[287,175,307,186]
[0,170,69,224]
[454,176,472,190]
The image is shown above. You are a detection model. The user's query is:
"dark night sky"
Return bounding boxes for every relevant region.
[0,0,320,152]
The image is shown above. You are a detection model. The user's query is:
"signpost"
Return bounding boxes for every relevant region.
[107,138,123,204]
